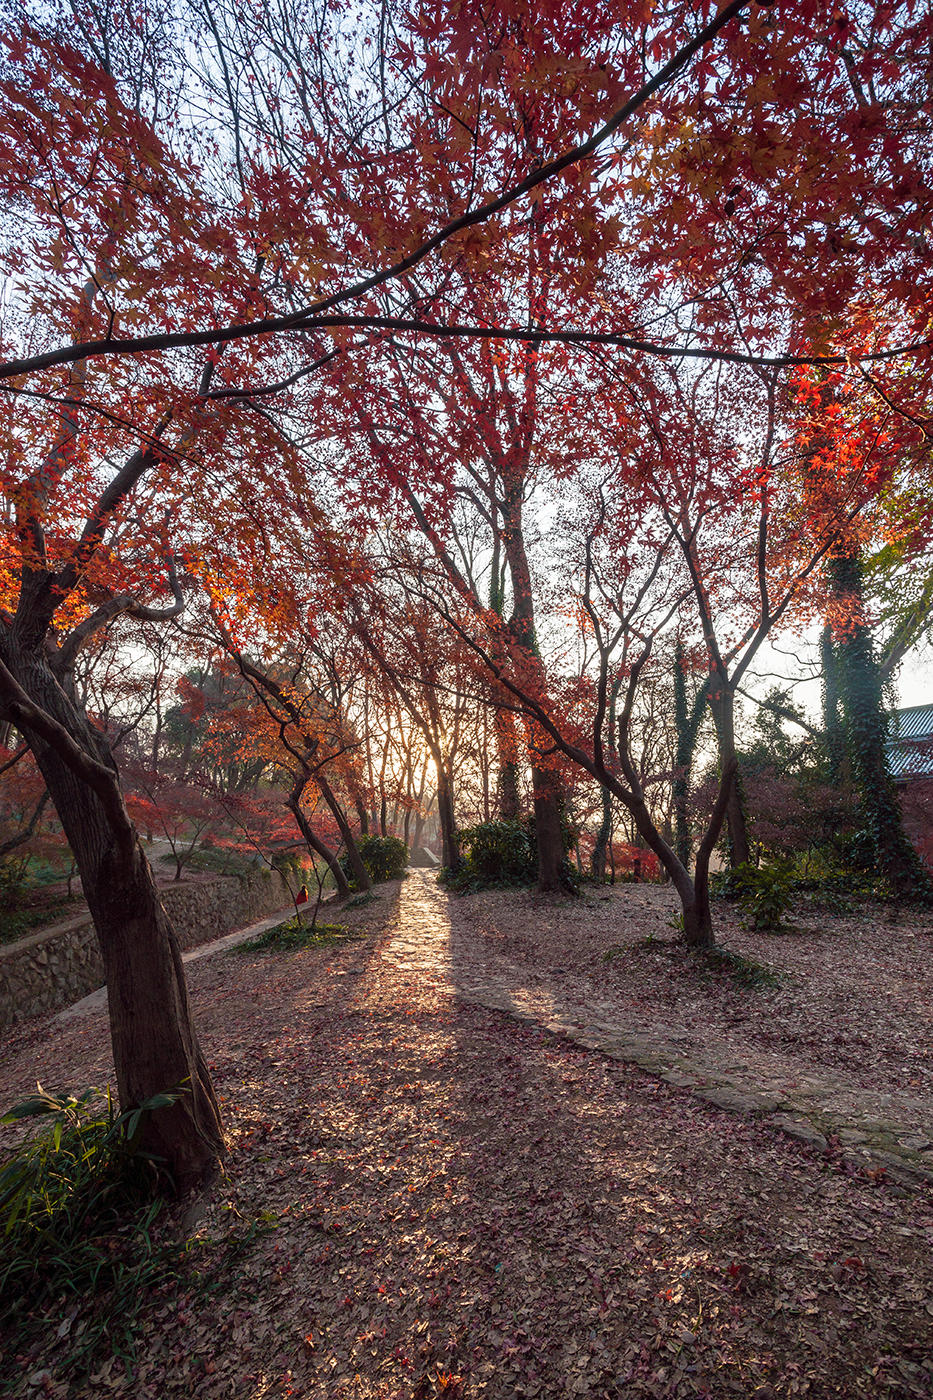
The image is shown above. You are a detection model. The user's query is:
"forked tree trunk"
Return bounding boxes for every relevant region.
[287,785,351,899]
[8,649,224,1190]
[317,773,371,890]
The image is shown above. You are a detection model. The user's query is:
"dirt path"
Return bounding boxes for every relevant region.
[2,877,933,1398]
[386,875,933,1183]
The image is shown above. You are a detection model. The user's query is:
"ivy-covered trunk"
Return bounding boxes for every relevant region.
[826,552,930,899]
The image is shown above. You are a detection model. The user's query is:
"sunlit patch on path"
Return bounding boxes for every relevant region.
[383,873,933,1188]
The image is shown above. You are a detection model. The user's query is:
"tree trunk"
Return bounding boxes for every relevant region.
[681,881,715,948]
[591,783,612,881]
[317,773,371,890]
[723,771,752,868]
[497,759,521,821]
[531,764,567,892]
[5,647,223,1190]
[500,496,566,893]
[287,786,350,899]
[437,768,460,871]
[820,624,847,782]
[709,681,751,869]
[828,551,930,899]
[673,646,710,870]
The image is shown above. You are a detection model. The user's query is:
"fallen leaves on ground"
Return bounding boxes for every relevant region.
[1,879,931,1398]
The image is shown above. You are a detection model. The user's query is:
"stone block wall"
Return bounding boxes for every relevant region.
[0,868,293,1029]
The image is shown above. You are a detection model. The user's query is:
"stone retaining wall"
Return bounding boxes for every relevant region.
[0,869,293,1029]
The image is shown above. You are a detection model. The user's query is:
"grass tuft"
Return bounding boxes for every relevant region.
[0,1086,269,1390]
[701,945,781,990]
[236,917,357,953]
[344,890,380,908]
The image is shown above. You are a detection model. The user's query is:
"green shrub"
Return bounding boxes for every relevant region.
[731,856,796,932]
[456,818,537,886]
[0,1086,179,1383]
[445,815,579,893]
[160,845,259,879]
[712,848,894,916]
[342,834,409,885]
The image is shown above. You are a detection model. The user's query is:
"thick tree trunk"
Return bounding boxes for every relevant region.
[497,760,521,820]
[532,764,566,892]
[828,552,930,899]
[681,882,715,948]
[437,769,460,872]
[5,648,224,1190]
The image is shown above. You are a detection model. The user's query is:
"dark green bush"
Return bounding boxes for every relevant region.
[456,818,537,886]
[712,848,894,917]
[730,857,797,932]
[446,815,579,893]
[343,834,409,884]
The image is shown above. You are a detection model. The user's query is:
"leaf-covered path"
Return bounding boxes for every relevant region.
[389,876,933,1184]
[3,875,933,1397]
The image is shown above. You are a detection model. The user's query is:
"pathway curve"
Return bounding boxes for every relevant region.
[384,872,933,1187]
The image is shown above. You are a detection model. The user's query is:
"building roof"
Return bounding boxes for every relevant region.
[888,703,933,781]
